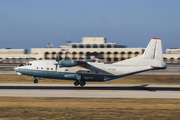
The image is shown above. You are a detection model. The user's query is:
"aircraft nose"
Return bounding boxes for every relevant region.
[14,66,19,72]
[13,67,16,70]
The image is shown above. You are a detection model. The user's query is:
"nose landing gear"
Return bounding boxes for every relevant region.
[74,80,86,87]
[33,77,38,84]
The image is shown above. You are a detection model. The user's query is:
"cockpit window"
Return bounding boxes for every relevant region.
[18,62,32,67]
[19,64,24,67]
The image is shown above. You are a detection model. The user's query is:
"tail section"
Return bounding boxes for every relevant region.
[113,38,167,69]
[143,37,163,60]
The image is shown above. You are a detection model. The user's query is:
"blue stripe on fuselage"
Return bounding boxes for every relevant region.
[16,68,113,81]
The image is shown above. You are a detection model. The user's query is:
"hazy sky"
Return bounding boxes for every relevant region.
[0,0,180,53]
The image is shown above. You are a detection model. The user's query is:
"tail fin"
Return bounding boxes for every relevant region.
[113,38,167,69]
[143,37,163,60]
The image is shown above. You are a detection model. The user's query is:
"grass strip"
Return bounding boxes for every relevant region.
[0,97,180,120]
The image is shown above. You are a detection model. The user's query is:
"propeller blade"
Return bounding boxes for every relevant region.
[65,52,67,61]
[55,54,61,73]
[57,65,60,73]
[58,54,61,62]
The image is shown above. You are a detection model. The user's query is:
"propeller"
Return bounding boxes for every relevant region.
[53,52,72,73]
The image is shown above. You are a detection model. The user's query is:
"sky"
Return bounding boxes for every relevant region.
[0,0,180,53]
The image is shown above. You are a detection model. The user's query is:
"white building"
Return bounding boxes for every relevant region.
[0,37,180,63]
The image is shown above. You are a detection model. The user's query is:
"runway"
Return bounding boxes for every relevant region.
[0,84,180,98]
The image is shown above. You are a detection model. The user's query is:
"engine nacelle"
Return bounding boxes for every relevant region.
[59,60,78,67]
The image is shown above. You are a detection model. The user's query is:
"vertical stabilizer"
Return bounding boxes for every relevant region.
[143,37,163,60]
[113,37,166,69]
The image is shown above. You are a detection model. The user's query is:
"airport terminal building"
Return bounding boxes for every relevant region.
[0,37,180,63]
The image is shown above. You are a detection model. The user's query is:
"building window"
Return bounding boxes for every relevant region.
[79,52,83,59]
[100,44,104,48]
[86,52,91,59]
[72,44,77,48]
[99,52,104,59]
[52,52,56,59]
[79,44,84,48]
[114,58,118,62]
[107,44,111,48]
[170,58,174,62]
[72,52,77,58]
[178,58,180,62]
[128,51,132,58]
[45,52,49,59]
[114,52,118,58]
[135,51,139,56]
[86,44,90,48]
[107,52,111,58]
[93,44,97,48]
[121,57,125,61]
[107,58,111,62]
[121,52,125,57]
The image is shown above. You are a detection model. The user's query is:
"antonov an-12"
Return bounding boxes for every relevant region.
[15,38,167,87]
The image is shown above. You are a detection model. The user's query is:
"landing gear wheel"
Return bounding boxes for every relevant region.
[74,81,80,86]
[80,81,86,87]
[34,79,38,84]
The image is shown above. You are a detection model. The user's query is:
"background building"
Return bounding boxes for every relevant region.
[0,37,180,63]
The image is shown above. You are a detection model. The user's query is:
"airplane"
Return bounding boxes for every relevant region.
[14,38,167,87]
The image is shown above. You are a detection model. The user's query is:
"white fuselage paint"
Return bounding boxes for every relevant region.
[15,60,153,81]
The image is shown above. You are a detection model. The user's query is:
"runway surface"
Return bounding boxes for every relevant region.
[0,84,180,98]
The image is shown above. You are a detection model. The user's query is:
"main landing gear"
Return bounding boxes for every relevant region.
[33,77,38,84]
[74,80,86,87]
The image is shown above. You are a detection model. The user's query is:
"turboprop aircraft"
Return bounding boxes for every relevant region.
[14,38,167,87]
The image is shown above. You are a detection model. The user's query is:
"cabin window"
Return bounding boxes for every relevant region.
[37,67,38,69]
[30,63,32,65]
[41,67,43,69]
[66,69,68,71]
[47,68,49,70]
[51,68,53,70]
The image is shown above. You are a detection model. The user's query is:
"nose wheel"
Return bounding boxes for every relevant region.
[33,77,38,84]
